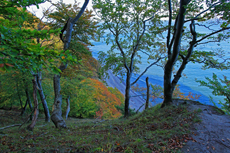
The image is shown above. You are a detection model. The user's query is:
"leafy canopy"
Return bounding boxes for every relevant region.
[0,0,63,73]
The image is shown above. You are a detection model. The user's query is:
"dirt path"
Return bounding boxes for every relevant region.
[105,71,230,152]
[173,100,230,153]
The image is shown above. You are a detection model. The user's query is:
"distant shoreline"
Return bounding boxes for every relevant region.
[104,70,147,112]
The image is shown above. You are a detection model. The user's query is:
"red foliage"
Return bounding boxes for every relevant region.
[82,78,123,119]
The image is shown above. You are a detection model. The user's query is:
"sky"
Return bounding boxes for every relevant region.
[27,0,93,19]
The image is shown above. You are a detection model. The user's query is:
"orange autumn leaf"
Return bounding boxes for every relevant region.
[81,78,123,119]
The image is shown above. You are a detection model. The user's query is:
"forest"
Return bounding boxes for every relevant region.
[0,0,230,152]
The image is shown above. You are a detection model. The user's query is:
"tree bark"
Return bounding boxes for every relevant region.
[145,77,150,110]
[51,74,67,128]
[124,72,132,117]
[51,0,89,128]
[27,75,39,131]
[36,71,50,122]
[65,95,70,120]
[162,0,189,108]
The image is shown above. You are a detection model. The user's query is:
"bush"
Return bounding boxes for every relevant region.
[196,73,230,114]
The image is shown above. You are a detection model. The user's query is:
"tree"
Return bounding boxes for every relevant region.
[27,75,39,131]
[0,0,60,72]
[50,0,89,128]
[47,0,98,46]
[197,74,230,114]
[93,0,166,117]
[161,0,230,107]
[0,0,65,123]
[45,1,98,120]
[0,0,78,130]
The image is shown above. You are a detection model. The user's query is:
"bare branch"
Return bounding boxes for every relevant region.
[195,23,219,31]
[72,0,89,23]
[185,1,221,23]
[131,57,165,86]
[196,40,221,46]
[0,124,21,130]
[194,2,220,20]
[130,13,156,71]
[195,27,230,44]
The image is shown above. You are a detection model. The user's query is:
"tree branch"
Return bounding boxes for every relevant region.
[72,0,89,23]
[130,13,156,71]
[195,27,230,44]
[167,0,172,49]
[0,124,21,130]
[131,56,165,86]
[185,1,221,23]
[172,20,197,90]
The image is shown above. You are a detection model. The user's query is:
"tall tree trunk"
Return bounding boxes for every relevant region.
[145,77,150,110]
[124,72,132,117]
[36,71,50,122]
[162,0,189,108]
[51,0,89,128]
[51,74,67,128]
[27,75,39,131]
[65,95,70,120]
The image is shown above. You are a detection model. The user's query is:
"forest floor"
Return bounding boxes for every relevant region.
[0,100,230,153]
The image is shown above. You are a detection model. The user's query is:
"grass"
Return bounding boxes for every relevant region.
[0,104,202,153]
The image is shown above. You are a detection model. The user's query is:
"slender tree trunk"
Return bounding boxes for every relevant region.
[20,99,28,116]
[27,75,39,131]
[124,72,132,117]
[51,74,67,128]
[16,81,23,109]
[26,84,33,120]
[65,95,70,120]
[36,71,50,122]
[21,79,32,116]
[51,0,89,128]
[145,77,150,110]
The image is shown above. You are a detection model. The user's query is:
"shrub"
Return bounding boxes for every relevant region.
[196,73,230,114]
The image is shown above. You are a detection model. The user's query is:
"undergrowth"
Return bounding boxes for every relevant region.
[0,104,201,153]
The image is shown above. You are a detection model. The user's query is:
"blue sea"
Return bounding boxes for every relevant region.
[89,22,230,107]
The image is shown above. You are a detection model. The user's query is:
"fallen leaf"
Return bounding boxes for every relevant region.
[212,146,215,150]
